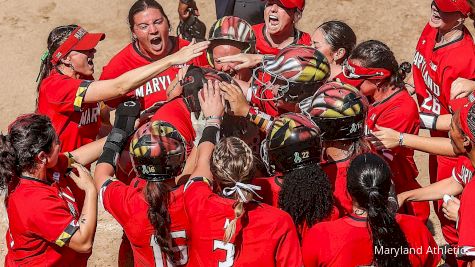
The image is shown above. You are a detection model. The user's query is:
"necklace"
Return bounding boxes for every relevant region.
[437,28,462,47]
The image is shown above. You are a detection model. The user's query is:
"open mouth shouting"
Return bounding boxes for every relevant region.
[150,36,163,52]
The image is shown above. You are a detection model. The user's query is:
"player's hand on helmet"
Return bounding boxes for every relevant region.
[69,163,96,193]
[199,80,224,118]
[367,125,400,150]
[172,39,209,65]
[166,65,189,101]
[451,77,475,99]
[178,0,200,22]
[217,53,265,71]
[219,82,250,117]
[442,196,460,222]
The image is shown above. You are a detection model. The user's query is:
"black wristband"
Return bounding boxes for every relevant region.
[115,100,141,137]
[97,148,119,168]
[199,125,220,145]
[98,128,128,168]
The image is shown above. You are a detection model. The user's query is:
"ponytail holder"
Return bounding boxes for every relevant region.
[222,182,263,203]
[40,51,50,62]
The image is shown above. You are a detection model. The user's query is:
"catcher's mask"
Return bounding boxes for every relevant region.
[251,45,330,103]
[129,120,186,182]
[181,65,234,113]
[299,81,369,141]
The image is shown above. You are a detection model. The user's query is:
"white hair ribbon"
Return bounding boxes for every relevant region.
[222,182,263,202]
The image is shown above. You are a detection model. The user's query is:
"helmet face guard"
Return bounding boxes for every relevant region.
[251,64,290,102]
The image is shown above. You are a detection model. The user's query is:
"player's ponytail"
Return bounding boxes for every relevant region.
[145,181,173,258]
[279,163,334,237]
[347,153,411,267]
[211,137,256,244]
[0,114,57,204]
[36,24,78,109]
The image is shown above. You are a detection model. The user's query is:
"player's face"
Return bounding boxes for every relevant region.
[132,8,170,60]
[46,140,61,168]
[264,0,295,35]
[449,112,468,155]
[69,49,96,77]
[312,28,335,63]
[429,3,463,31]
[350,59,378,98]
[212,44,242,75]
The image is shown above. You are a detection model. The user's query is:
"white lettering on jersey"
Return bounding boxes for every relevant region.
[456,165,474,185]
[413,51,440,97]
[135,76,173,98]
[79,105,100,126]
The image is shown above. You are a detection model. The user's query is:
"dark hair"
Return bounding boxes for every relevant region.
[350,40,411,89]
[278,164,334,237]
[347,153,411,267]
[144,182,173,258]
[317,20,356,63]
[36,24,78,108]
[128,0,170,32]
[0,114,57,199]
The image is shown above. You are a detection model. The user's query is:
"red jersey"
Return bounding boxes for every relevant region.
[322,159,353,215]
[101,179,189,267]
[413,23,475,119]
[302,214,441,267]
[366,90,430,221]
[183,179,303,266]
[457,178,475,261]
[100,37,207,109]
[252,23,311,55]
[151,97,195,154]
[37,70,101,152]
[5,154,86,266]
[452,156,475,187]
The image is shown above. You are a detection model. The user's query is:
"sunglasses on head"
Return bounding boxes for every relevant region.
[342,59,392,80]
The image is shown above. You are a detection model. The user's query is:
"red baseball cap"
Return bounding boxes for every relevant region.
[51,26,105,65]
[458,100,475,142]
[434,0,472,17]
[264,0,305,12]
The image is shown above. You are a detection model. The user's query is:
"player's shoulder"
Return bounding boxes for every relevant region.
[251,202,294,226]
[8,181,59,210]
[252,23,265,38]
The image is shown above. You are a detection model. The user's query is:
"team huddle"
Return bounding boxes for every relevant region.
[2,0,475,266]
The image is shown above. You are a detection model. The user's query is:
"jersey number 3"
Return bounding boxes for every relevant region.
[150,230,188,267]
[213,240,235,267]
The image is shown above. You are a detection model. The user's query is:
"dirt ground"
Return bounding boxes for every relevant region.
[0,0,453,265]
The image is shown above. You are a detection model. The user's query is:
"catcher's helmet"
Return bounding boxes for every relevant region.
[129,120,186,182]
[252,45,330,103]
[263,112,322,173]
[181,65,233,113]
[299,81,369,141]
[207,16,256,67]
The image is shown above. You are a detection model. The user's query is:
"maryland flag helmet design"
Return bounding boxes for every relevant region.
[263,113,322,173]
[129,120,186,181]
[299,81,369,141]
[253,45,330,103]
[207,16,255,66]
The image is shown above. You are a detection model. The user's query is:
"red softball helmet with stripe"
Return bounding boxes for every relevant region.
[262,112,322,173]
[207,16,256,67]
[299,81,369,141]
[129,120,186,181]
[252,45,330,103]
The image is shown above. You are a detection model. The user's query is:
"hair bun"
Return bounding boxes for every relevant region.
[399,62,411,75]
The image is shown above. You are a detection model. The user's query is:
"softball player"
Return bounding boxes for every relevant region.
[254,112,337,238]
[412,0,475,250]
[184,82,303,266]
[100,0,208,110]
[338,40,430,223]
[302,153,441,267]
[253,0,310,55]
[1,114,105,266]
[95,117,191,267]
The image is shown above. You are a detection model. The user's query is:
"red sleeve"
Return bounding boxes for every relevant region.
[275,215,304,267]
[100,179,133,225]
[29,192,79,247]
[43,77,92,114]
[457,180,475,261]
[440,53,475,110]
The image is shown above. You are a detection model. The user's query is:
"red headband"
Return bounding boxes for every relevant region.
[459,101,475,142]
[51,26,105,65]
